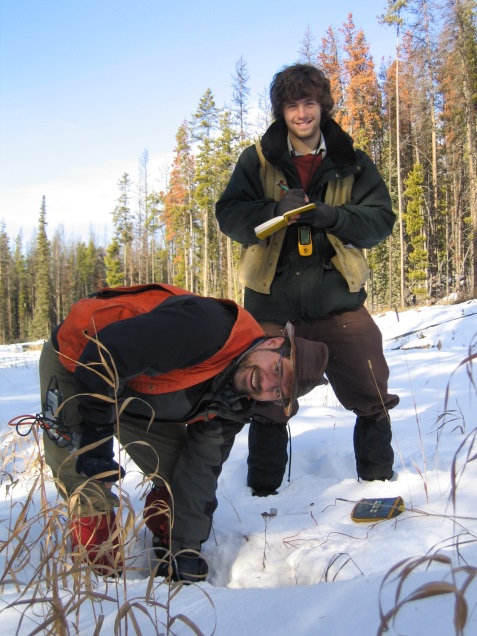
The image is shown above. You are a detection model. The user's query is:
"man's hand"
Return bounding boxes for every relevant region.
[276,189,307,216]
[291,202,338,228]
[76,425,125,482]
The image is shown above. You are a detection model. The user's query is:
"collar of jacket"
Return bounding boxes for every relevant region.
[261,118,356,168]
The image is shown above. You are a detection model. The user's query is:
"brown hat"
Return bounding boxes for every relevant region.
[284,322,329,417]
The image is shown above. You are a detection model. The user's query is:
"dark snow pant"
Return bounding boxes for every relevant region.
[247,409,289,496]
[247,306,399,492]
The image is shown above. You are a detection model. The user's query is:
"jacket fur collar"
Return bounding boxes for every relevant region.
[260,118,356,167]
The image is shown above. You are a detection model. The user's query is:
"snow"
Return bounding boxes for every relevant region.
[1,300,477,635]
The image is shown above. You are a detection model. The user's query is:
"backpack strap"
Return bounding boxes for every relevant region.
[238,143,288,294]
[255,141,287,201]
[325,176,369,292]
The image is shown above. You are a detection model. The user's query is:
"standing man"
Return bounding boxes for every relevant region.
[216,63,399,496]
[39,283,328,581]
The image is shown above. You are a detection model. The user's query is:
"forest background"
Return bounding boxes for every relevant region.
[1,0,476,344]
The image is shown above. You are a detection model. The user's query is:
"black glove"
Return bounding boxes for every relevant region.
[276,189,307,216]
[175,551,209,583]
[297,202,338,228]
[76,425,125,482]
[154,546,208,583]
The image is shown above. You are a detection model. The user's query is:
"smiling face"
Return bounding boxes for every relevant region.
[232,337,293,405]
[283,97,322,153]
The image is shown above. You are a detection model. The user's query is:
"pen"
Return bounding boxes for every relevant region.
[276,181,289,192]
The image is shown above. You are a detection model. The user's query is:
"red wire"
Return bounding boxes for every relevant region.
[8,415,38,427]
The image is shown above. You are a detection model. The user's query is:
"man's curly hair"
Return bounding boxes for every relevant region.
[270,63,334,124]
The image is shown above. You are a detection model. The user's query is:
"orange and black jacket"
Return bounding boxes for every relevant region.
[52,286,265,427]
[51,288,265,551]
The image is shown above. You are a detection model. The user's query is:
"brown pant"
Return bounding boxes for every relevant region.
[248,306,399,488]
[39,339,186,516]
[260,305,399,419]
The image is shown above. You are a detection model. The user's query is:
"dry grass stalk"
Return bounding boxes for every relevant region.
[0,335,213,635]
[377,341,477,635]
[260,510,276,568]
[377,555,477,636]
[323,552,363,582]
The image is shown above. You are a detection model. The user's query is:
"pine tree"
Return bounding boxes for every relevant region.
[146,189,164,284]
[111,172,134,285]
[397,0,441,298]
[340,13,383,157]
[11,233,29,340]
[75,239,101,297]
[162,122,197,290]
[440,0,477,298]
[231,56,251,143]
[133,149,157,284]
[29,196,53,339]
[104,237,124,287]
[403,163,429,301]
[317,25,345,125]
[380,1,409,307]
[0,222,12,343]
[298,25,318,64]
[50,227,68,326]
[214,110,245,299]
[190,89,220,295]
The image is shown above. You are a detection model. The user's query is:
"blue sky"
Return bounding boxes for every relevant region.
[0,0,396,244]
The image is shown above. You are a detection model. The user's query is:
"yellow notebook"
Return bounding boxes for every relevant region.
[254,203,316,240]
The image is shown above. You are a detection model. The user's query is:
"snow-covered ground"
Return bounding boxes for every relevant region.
[1,299,477,635]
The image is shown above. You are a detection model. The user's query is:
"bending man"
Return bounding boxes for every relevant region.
[39,283,328,582]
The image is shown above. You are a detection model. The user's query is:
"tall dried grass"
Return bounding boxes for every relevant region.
[0,335,213,635]
[376,339,477,635]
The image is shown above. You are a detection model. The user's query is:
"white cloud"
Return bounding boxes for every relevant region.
[1,152,172,244]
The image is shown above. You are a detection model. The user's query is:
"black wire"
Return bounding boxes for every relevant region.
[14,416,34,437]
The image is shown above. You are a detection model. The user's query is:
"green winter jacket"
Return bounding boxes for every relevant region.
[216,118,396,323]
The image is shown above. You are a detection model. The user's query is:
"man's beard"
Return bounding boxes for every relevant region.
[232,362,256,397]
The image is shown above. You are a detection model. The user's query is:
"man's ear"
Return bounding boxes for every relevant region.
[257,337,285,351]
